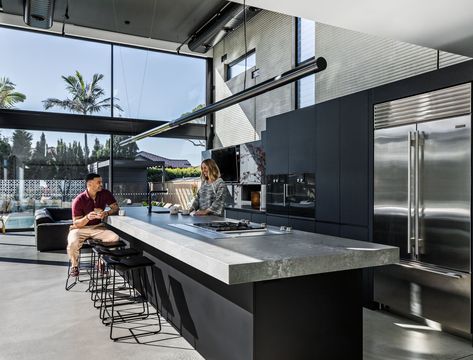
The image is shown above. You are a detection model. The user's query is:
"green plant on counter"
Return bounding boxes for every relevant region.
[142,201,165,207]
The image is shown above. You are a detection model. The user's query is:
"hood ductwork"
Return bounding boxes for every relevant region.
[187,3,261,54]
[23,0,55,29]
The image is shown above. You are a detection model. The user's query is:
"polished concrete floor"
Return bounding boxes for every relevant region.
[0,232,472,360]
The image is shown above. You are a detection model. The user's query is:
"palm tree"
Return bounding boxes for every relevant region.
[42,71,122,163]
[0,77,26,109]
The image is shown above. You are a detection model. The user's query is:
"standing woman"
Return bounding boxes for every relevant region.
[190,159,229,216]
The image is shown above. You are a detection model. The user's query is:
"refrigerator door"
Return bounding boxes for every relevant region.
[374,124,416,259]
[416,116,471,272]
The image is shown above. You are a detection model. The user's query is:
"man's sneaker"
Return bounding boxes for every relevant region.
[69,266,79,277]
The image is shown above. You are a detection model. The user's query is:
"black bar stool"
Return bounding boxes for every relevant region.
[65,242,94,291]
[100,254,162,341]
[90,246,141,307]
[88,239,127,284]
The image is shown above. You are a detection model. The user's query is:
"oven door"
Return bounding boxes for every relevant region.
[288,173,315,218]
[266,174,289,216]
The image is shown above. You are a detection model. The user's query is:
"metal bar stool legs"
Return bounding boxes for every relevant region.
[65,243,93,291]
[101,255,162,342]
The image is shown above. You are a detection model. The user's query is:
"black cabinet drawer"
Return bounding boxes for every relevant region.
[340,225,368,241]
[251,213,267,224]
[315,222,340,237]
[289,217,315,233]
[267,215,289,227]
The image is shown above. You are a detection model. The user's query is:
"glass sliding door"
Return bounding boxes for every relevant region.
[0,129,109,230]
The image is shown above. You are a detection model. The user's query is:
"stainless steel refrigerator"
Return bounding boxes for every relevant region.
[374,83,472,335]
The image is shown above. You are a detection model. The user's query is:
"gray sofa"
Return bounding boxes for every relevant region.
[35,208,73,251]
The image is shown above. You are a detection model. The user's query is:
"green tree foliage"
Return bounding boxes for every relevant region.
[90,137,108,163]
[42,71,123,163]
[88,135,139,162]
[0,77,26,109]
[53,139,87,180]
[0,133,11,160]
[148,166,201,182]
[28,132,50,179]
[111,135,139,160]
[11,130,33,165]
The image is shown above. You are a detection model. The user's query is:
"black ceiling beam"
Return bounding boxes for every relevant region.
[0,109,206,139]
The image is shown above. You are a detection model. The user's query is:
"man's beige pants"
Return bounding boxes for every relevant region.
[67,224,119,267]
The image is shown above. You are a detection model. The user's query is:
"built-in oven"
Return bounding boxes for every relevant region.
[266,173,315,218]
[288,173,315,218]
[266,174,288,216]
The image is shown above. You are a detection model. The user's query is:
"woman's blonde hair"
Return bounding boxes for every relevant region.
[201,159,221,182]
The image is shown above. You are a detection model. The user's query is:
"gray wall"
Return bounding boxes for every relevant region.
[212,10,295,148]
[315,22,471,103]
[211,13,471,148]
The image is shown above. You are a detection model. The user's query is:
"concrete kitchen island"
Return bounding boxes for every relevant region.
[106,207,398,360]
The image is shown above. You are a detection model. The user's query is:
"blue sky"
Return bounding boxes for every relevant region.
[0,26,206,165]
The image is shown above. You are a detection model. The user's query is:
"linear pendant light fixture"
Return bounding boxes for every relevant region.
[119,56,327,146]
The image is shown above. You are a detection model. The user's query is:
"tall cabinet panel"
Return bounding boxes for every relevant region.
[265,115,289,175]
[315,99,340,223]
[340,91,369,226]
[289,106,316,173]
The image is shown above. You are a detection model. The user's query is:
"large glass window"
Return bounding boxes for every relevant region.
[0,27,112,116]
[0,26,207,122]
[0,129,109,230]
[113,45,207,121]
[112,137,203,210]
[296,18,316,108]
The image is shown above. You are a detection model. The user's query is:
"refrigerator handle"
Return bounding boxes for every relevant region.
[407,132,413,254]
[399,261,463,279]
[414,131,420,257]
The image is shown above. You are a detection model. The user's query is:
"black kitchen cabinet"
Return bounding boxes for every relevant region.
[289,106,316,173]
[340,92,369,227]
[266,105,316,175]
[340,225,368,241]
[315,222,340,237]
[265,114,289,175]
[289,217,315,233]
[252,213,267,224]
[266,214,289,227]
[315,99,340,223]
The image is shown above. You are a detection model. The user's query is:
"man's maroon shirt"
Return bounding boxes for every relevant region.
[71,189,117,226]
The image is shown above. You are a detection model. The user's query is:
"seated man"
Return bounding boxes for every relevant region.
[67,173,120,277]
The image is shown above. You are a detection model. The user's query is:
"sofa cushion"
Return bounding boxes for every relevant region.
[46,208,72,221]
[35,210,54,225]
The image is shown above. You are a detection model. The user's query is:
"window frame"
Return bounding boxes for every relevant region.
[295,18,316,109]
[226,49,256,81]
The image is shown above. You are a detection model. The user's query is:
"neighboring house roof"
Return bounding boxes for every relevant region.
[135,151,192,168]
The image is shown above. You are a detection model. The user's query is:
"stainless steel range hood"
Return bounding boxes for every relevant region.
[119,56,327,146]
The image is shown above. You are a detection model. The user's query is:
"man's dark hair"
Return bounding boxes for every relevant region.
[85,173,101,182]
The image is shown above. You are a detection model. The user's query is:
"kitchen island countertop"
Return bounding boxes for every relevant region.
[107,207,398,284]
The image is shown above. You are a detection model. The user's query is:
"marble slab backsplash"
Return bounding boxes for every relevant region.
[240,140,265,185]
